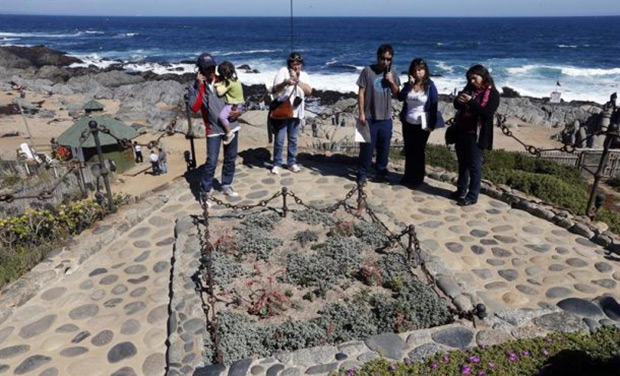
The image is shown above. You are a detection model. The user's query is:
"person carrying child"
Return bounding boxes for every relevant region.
[214,61,245,145]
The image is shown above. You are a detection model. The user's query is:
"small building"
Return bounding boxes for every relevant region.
[57,114,138,173]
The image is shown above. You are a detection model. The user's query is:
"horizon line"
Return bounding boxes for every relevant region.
[1,13,620,18]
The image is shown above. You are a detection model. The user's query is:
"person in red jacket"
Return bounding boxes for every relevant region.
[188,53,241,206]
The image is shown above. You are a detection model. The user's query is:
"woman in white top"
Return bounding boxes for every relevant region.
[270,52,312,174]
[397,58,440,187]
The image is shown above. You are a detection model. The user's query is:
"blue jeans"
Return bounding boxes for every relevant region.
[200,133,238,194]
[273,119,300,167]
[455,133,483,201]
[357,118,393,183]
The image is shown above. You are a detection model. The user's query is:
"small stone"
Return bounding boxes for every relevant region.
[574,283,597,293]
[196,364,226,376]
[431,326,473,349]
[407,343,443,361]
[128,276,149,284]
[491,247,512,257]
[566,258,588,267]
[229,358,253,376]
[100,274,119,285]
[79,280,94,290]
[0,345,30,359]
[445,242,463,253]
[549,264,567,272]
[107,342,138,363]
[591,279,617,289]
[183,318,204,333]
[356,352,379,362]
[472,269,493,280]
[525,265,543,277]
[421,220,442,228]
[498,269,519,281]
[471,245,485,255]
[475,329,513,347]
[19,314,56,339]
[533,312,587,332]
[595,262,613,273]
[516,285,538,296]
[55,324,79,333]
[91,330,114,346]
[41,287,67,301]
[13,355,51,375]
[111,367,137,376]
[38,368,58,376]
[557,298,604,318]
[250,365,265,375]
[494,235,517,244]
[124,265,147,275]
[364,333,404,360]
[71,330,91,343]
[266,364,285,376]
[89,268,107,277]
[121,319,141,335]
[69,304,99,320]
[485,281,507,290]
[147,305,168,324]
[134,251,151,262]
[545,287,572,299]
[104,298,123,308]
[124,301,147,315]
[153,261,169,273]
[526,244,551,253]
[59,346,88,357]
[486,259,505,266]
[112,285,128,295]
[304,363,338,374]
[281,368,300,376]
[130,287,147,298]
[480,239,498,245]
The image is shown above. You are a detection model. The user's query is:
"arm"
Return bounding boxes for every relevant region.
[297,80,312,96]
[385,72,400,97]
[358,87,366,123]
[189,81,205,114]
[467,89,500,118]
[427,83,439,129]
[397,82,412,102]
[214,82,228,97]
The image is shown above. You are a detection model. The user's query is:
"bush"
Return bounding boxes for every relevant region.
[235,228,283,260]
[292,209,336,226]
[293,229,319,247]
[354,221,390,248]
[211,252,245,285]
[334,326,620,376]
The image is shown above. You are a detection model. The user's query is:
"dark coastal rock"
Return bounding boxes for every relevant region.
[0,45,82,68]
[364,333,404,360]
[557,298,604,318]
[431,327,473,349]
[595,296,620,321]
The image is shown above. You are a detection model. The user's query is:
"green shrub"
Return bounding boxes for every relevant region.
[235,227,283,260]
[292,209,336,226]
[333,326,620,376]
[354,221,390,248]
[293,229,319,247]
[211,252,245,285]
[426,144,457,171]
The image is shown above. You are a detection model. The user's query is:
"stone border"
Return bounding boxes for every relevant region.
[192,304,620,376]
[166,215,210,376]
[424,167,620,254]
[0,179,183,326]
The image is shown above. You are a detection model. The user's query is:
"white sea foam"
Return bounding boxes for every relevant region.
[0,31,84,38]
[216,49,281,57]
[435,61,454,74]
[84,30,104,35]
[557,44,578,48]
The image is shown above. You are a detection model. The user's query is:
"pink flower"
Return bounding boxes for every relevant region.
[542,348,550,357]
[404,358,412,366]
[521,350,530,357]
[461,365,472,375]
[469,356,481,364]
[508,352,518,362]
[478,372,486,376]
[488,362,496,369]
[431,362,439,370]
[389,364,397,372]
[442,355,451,363]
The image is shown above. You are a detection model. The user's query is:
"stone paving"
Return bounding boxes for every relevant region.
[0,187,184,376]
[1,157,620,376]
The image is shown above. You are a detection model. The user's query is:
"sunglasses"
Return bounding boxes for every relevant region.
[288,56,304,63]
[379,56,392,62]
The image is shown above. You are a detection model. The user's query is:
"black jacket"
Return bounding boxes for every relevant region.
[453,87,500,150]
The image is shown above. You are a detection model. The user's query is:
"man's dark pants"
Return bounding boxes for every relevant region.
[357,118,392,183]
[200,133,238,194]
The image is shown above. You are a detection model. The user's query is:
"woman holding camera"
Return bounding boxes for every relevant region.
[451,64,500,206]
[270,52,313,174]
[397,58,439,187]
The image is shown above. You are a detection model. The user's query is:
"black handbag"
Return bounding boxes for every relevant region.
[445,125,458,145]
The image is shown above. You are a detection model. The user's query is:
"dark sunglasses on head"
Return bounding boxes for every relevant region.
[288,57,304,63]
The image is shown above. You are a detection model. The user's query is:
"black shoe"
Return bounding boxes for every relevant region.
[449,191,466,200]
[372,174,389,183]
[457,198,477,206]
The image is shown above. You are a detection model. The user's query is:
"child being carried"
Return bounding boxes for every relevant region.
[215,61,244,145]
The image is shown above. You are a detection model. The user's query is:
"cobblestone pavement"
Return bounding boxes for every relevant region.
[1,159,619,376]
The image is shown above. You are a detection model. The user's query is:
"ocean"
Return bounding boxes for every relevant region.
[1,15,619,104]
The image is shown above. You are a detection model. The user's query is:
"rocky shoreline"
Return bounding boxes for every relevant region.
[0,45,609,138]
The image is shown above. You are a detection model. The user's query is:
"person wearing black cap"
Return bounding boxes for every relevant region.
[189,53,241,206]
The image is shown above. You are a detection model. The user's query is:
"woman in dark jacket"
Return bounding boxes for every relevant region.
[397,58,439,187]
[451,64,500,206]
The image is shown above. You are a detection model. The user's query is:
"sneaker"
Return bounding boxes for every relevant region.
[222,186,239,197]
[222,132,235,145]
[271,166,280,175]
[200,191,213,208]
[289,164,301,173]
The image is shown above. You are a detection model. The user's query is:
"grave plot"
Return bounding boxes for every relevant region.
[198,206,454,364]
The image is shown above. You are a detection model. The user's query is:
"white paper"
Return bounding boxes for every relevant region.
[421,112,428,130]
[355,119,371,143]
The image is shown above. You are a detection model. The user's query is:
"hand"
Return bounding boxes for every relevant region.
[457,93,472,103]
[359,115,366,125]
[408,74,415,85]
[228,109,241,122]
[196,72,206,83]
[385,72,394,84]
[287,77,298,86]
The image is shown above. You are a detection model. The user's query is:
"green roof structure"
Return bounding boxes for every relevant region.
[57,115,138,148]
[83,99,105,112]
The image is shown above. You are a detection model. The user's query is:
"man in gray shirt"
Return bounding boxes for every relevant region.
[357,44,400,184]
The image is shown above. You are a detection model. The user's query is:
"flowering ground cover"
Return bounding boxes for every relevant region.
[333,326,620,376]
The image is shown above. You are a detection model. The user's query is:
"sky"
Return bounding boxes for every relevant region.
[0,0,619,17]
